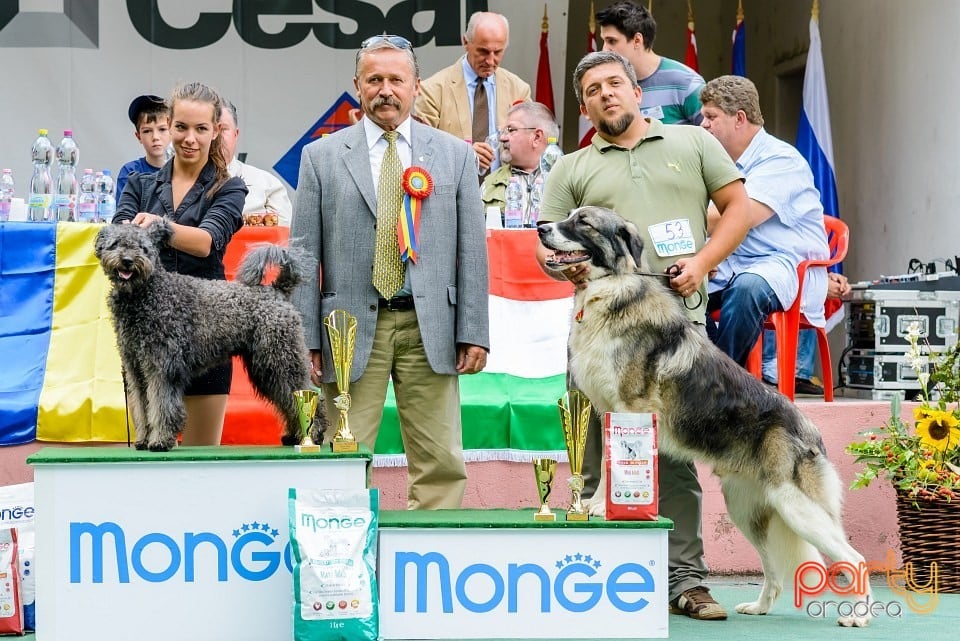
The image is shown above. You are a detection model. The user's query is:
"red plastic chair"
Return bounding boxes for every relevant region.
[761,216,849,401]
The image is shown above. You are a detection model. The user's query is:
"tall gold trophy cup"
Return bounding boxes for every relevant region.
[559,390,592,521]
[533,458,558,522]
[325,309,359,453]
[293,389,321,453]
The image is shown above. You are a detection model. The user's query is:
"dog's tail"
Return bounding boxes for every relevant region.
[237,244,305,298]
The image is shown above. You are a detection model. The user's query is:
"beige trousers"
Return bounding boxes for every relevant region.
[323,308,466,509]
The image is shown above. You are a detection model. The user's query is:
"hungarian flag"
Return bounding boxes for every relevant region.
[578,1,598,148]
[732,0,746,76]
[535,4,555,114]
[685,2,699,72]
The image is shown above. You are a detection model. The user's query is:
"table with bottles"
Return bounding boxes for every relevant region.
[0,128,116,224]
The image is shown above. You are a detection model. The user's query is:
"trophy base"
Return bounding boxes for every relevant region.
[565,512,589,522]
[294,444,322,453]
[332,440,359,453]
[534,512,557,522]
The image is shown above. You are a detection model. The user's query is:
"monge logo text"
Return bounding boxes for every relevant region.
[393,550,657,614]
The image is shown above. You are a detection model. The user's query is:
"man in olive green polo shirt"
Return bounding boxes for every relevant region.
[536,50,751,622]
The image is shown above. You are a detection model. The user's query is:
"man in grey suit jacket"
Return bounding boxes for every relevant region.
[291,35,490,510]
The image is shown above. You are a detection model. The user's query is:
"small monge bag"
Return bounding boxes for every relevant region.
[0,527,24,636]
[0,483,33,631]
[604,412,659,521]
[289,488,379,641]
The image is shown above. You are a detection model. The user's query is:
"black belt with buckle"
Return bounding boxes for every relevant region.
[379,296,415,311]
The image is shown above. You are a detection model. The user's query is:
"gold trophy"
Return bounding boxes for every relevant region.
[558,390,592,521]
[293,389,321,453]
[533,458,558,522]
[325,309,359,453]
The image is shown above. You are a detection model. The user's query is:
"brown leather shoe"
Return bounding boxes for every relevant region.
[669,586,728,620]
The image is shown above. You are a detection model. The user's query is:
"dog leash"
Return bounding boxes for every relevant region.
[121,365,132,448]
[632,268,704,310]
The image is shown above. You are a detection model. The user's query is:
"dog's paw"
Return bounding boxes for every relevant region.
[735,601,770,616]
[583,495,606,517]
[148,442,172,452]
[280,432,300,447]
[837,614,871,628]
[134,440,149,451]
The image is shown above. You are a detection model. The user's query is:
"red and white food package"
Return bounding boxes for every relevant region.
[604,412,659,521]
[0,527,24,635]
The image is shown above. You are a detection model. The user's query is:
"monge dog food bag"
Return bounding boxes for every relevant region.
[289,488,379,641]
[0,528,24,635]
[604,412,659,521]
[0,483,33,631]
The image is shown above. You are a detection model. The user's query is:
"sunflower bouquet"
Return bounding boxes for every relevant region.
[847,321,960,506]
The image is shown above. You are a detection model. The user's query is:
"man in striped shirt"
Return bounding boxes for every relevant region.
[597,1,705,126]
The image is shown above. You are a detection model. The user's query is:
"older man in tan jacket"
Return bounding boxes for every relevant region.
[416,11,530,175]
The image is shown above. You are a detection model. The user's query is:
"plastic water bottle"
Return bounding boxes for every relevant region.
[483,130,501,175]
[0,169,14,222]
[526,174,544,227]
[96,170,116,222]
[54,130,79,221]
[504,176,524,229]
[539,136,563,179]
[77,169,97,222]
[28,129,54,221]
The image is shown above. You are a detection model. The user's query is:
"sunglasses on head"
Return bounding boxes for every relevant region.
[360,34,413,50]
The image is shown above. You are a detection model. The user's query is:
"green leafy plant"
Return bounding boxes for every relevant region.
[847,322,960,506]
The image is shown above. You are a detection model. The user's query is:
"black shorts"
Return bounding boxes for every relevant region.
[185,360,233,396]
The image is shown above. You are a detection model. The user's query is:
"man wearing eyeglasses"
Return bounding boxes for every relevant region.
[481,101,558,220]
[416,12,531,175]
[291,35,490,510]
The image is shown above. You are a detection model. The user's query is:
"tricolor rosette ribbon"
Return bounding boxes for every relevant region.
[399,166,433,263]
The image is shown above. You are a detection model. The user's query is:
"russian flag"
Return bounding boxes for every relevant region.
[797,11,840,220]
[797,7,843,328]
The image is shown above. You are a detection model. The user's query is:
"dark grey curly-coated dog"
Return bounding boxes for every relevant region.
[95,220,328,451]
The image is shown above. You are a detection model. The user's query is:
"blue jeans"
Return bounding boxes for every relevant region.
[707,273,782,366]
[762,329,816,382]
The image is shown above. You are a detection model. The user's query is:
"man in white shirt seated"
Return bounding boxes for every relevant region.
[220,100,294,226]
[699,75,829,368]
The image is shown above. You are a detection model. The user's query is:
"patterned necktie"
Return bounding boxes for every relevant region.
[372,130,405,299]
[472,80,489,144]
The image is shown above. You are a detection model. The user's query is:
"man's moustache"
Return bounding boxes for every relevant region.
[372,97,402,109]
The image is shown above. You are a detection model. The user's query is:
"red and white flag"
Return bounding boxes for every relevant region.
[578,1,598,148]
[535,4,555,114]
[685,2,699,72]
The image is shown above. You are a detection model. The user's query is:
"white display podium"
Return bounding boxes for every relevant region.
[379,509,672,640]
[28,445,370,641]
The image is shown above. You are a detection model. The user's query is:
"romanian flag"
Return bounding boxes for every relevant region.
[0,223,126,446]
[535,4,555,115]
[732,0,746,76]
[1,225,574,464]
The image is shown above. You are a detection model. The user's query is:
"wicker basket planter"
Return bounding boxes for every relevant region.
[895,491,960,593]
